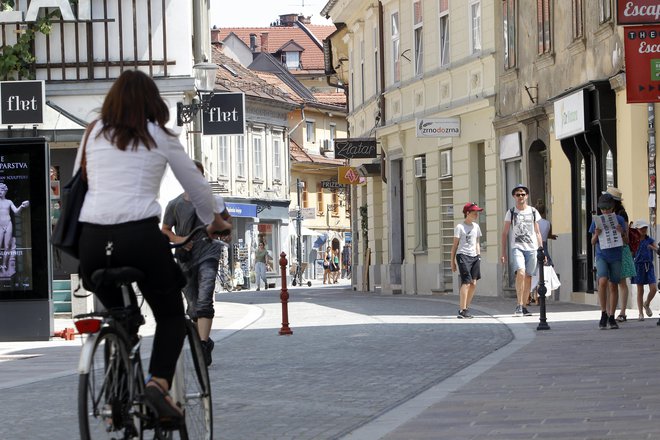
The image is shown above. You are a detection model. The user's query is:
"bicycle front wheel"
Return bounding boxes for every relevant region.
[175,319,213,439]
[79,327,142,440]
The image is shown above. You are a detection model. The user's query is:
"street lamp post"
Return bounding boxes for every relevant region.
[294,179,304,286]
[176,62,219,161]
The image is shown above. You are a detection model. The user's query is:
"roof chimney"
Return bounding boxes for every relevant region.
[261,32,269,53]
[249,33,257,52]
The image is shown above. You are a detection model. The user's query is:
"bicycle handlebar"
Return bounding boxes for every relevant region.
[170,224,229,249]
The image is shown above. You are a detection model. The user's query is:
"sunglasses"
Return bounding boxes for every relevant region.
[514,193,527,197]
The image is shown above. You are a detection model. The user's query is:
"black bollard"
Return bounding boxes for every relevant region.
[536,247,550,330]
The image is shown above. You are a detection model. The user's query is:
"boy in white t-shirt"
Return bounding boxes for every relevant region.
[450,202,484,318]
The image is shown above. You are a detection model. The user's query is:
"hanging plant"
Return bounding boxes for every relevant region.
[0,2,68,80]
[359,204,368,243]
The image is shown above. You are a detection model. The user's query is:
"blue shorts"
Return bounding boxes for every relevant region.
[595,258,622,284]
[511,248,538,276]
[632,262,656,285]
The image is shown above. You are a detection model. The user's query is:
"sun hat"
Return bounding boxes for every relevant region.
[511,184,529,196]
[597,193,615,209]
[463,202,484,214]
[634,219,650,229]
[602,187,622,201]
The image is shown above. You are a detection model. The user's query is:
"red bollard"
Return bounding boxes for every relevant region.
[278,252,293,336]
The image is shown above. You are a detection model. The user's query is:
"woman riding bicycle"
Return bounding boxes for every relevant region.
[75,70,231,425]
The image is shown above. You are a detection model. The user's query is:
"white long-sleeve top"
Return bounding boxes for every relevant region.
[74,121,216,225]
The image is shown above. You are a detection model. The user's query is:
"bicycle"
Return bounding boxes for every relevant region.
[215,258,233,293]
[75,225,213,440]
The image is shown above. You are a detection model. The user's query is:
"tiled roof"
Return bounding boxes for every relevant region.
[211,45,298,107]
[212,23,335,74]
[305,24,336,42]
[254,72,305,104]
[313,91,347,107]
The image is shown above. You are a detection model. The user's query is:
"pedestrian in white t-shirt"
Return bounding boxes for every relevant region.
[450,202,484,319]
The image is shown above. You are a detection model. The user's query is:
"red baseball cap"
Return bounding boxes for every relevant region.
[463,202,484,214]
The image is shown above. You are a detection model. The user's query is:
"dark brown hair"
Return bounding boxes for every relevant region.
[99,70,174,151]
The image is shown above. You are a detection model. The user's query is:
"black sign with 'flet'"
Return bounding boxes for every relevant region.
[0,81,44,125]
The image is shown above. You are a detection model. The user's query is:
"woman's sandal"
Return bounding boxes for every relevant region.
[143,380,184,427]
[616,314,627,322]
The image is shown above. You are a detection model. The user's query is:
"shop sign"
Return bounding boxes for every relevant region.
[288,207,316,219]
[499,132,521,160]
[0,81,44,125]
[344,232,352,243]
[0,138,50,301]
[553,90,586,139]
[624,25,660,103]
[334,138,377,159]
[617,1,660,25]
[415,118,460,137]
[337,166,363,185]
[202,92,245,135]
[225,202,257,218]
[321,180,343,189]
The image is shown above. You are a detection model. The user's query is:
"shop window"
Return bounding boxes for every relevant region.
[414,154,428,251]
[302,180,309,208]
[537,0,551,55]
[316,182,325,215]
[439,0,450,67]
[503,0,516,69]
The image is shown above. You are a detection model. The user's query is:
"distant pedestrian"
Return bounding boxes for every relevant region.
[630,220,657,321]
[451,202,484,318]
[331,248,340,283]
[341,244,352,278]
[603,187,635,323]
[323,246,332,284]
[529,203,557,305]
[501,184,543,317]
[589,193,628,329]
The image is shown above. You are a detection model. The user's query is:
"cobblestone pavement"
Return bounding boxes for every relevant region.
[0,284,512,439]
[3,284,657,440]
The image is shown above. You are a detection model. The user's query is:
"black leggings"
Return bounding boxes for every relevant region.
[78,217,187,385]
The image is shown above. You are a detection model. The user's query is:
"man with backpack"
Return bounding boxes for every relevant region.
[501,184,544,316]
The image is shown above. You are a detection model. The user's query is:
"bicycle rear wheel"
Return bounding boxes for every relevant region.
[172,319,213,440]
[79,327,142,440]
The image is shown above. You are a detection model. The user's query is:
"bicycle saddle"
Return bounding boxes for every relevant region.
[91,267,145,288]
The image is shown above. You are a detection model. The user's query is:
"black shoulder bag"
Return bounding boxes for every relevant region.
[51,120,97,259]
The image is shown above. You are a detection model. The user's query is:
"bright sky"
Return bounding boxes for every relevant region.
[210,0,333,28]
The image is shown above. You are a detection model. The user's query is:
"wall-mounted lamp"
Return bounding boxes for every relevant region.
[177,62,219,126]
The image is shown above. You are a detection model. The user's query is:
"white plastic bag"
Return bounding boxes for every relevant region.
[531,266,561,291]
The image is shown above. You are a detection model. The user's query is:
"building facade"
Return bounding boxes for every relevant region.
[323,0,500,294]
[495,0,656,305]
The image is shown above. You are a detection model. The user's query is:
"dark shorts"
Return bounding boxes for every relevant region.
[456,254,481,284]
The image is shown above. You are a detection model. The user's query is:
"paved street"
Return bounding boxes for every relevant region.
[1,282,660,439]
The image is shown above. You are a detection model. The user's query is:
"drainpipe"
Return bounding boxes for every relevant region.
[648,104,657,231]
[289,105,306,136]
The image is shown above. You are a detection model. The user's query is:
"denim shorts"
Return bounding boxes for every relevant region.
[511,248,538,276]
[595,258,622,284]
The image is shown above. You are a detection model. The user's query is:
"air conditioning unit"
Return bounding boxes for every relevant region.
[321,139,333,153]
[414,156,426,178]
[440,150,452,178]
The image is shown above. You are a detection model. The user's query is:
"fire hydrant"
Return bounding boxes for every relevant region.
[54,327,76,340]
